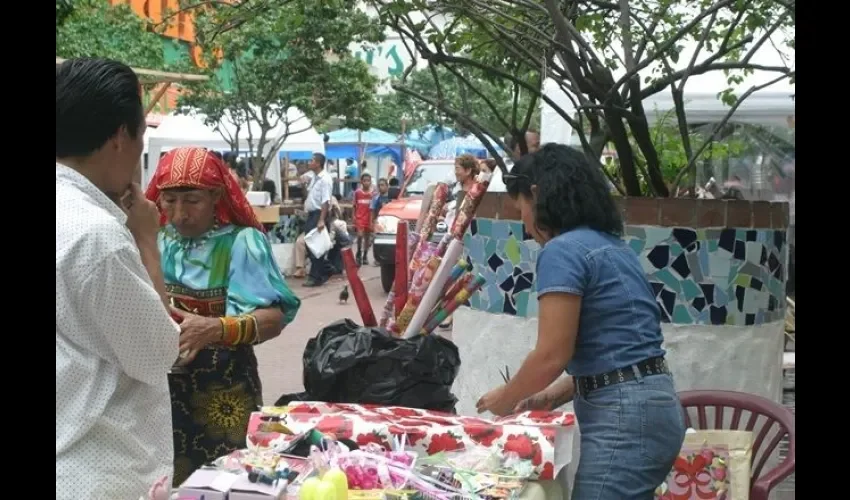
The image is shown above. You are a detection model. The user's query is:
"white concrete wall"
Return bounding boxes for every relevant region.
[451,306,785,418]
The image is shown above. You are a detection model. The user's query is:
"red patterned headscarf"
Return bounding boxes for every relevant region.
[145,147,264,232]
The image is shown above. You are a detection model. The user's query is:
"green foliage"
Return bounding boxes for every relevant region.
[371,67,540,136]
[56,0,167,70]
[372,0,795,196]
[180,0,384,185]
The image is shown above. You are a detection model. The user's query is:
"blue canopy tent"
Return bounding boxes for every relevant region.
[408,125,456,149]
[323,128,404,166]
[428,135,505,160]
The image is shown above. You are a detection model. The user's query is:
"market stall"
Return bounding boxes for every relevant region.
[145,108,324,197]
[172,402,576,500]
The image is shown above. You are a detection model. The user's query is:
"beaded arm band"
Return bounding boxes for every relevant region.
[219,315,260,345]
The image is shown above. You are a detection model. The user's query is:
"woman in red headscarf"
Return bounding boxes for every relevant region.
[145,147,301,486]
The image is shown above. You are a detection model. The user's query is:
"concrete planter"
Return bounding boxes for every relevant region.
[452,194,790,416]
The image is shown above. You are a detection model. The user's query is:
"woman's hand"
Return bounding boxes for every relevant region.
[476,386,518,416]
[171,306,221,353]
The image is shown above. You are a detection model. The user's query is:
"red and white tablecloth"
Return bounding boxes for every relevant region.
[246,402,576,480]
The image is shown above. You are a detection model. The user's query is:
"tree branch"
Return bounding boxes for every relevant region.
[670,72,792,190]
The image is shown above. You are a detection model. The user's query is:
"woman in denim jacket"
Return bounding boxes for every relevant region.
[477,144,685,499]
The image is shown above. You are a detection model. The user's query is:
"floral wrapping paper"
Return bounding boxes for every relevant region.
[654,430,753,500]
[392,255,441,335]
[246,402,576,480]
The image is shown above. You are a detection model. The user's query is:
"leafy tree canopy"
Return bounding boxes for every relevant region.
[371,67,541,137]
[372,0,794,196]
[177,0,384,185]
[56,0,167,70]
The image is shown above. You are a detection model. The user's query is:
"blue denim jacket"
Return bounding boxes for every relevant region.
[535,227,666,377]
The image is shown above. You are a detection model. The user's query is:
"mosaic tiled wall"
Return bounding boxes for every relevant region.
[462,219,787,326]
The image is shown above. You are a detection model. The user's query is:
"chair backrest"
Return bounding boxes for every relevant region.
[678,390,795,487]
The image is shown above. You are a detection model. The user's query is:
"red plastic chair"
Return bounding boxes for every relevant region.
[678,390,795,500]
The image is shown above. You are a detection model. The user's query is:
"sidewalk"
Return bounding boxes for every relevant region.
[254,264,386,405]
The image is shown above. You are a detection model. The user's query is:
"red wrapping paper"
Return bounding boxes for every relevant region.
[379,232,420,328]
[342,247,377,326]
[393,222,409,317]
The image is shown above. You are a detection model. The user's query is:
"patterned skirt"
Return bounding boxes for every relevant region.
[168,345,262,486]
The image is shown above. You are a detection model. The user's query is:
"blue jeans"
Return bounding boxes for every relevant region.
[572,372,685,499]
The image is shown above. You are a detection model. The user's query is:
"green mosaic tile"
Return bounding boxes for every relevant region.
[464,219,788,326]
[655,268,682,294]
[682,280,702,300]
[673,305,693,324]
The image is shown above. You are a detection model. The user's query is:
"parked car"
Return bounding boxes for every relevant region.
[372,159,508,293]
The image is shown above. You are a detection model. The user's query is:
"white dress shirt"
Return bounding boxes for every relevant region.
[304,169,333,213]
[56,164,180,500]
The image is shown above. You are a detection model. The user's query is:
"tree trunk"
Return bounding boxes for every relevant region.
[605,110,642,196]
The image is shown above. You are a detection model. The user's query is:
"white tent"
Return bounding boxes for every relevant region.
[144,108,325,193]
[642,90,794,127]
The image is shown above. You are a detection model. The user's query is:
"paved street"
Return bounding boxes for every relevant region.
[254,264,388,405]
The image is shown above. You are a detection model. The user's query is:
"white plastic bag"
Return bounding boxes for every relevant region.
[304,227,332,259]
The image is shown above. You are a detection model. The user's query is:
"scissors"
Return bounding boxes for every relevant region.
[500,365,511,383]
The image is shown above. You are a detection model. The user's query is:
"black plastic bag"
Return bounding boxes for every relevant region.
[292,319,461,412]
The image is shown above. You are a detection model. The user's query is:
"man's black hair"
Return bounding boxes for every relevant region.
[388,177,400,187]
[506,143,623,236]
[313,152,327,167]
[56,58,144,158]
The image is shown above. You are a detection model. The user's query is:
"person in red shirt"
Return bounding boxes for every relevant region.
[353,173,376,265]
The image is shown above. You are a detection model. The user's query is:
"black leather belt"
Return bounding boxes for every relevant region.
[575,356,669,396]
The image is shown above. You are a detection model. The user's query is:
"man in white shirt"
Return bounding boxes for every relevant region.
[303,152,336,287]
[56,57,180,500]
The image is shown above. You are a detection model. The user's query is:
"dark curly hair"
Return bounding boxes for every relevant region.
[505,143,623,237]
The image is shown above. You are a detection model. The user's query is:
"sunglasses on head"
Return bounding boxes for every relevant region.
[502,172,531,182]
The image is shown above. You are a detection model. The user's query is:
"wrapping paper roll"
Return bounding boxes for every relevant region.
[441,259,472,295]
[427,271,473,323]
[393,222,409,316]
[419,183,450,243]
[451,171,492,240]
[379,231,421,328]
[406,240,439,289]
[401,238,465,338]
[342,247,377,327]
[422,275,487,334]
[392,255,441,335]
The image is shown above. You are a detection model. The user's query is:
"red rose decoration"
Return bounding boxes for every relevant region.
[389,425,427,446]
[503,434,535,459]
[248,432,275,448]
[356,431,391,450]
[427,432,464,454]
[315,416,354,440]
[463,424,503,447]
[526,410,561,423]
[541,428,556,444]
[540,462,554,480]
[388,407,422,418]
[531,442,543,465]
[288,404,321,414]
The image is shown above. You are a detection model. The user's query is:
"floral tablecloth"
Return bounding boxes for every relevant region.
[246,402,576,480]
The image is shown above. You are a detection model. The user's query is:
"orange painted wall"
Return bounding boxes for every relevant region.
[108,0,197,42]
[107,0,234,114]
